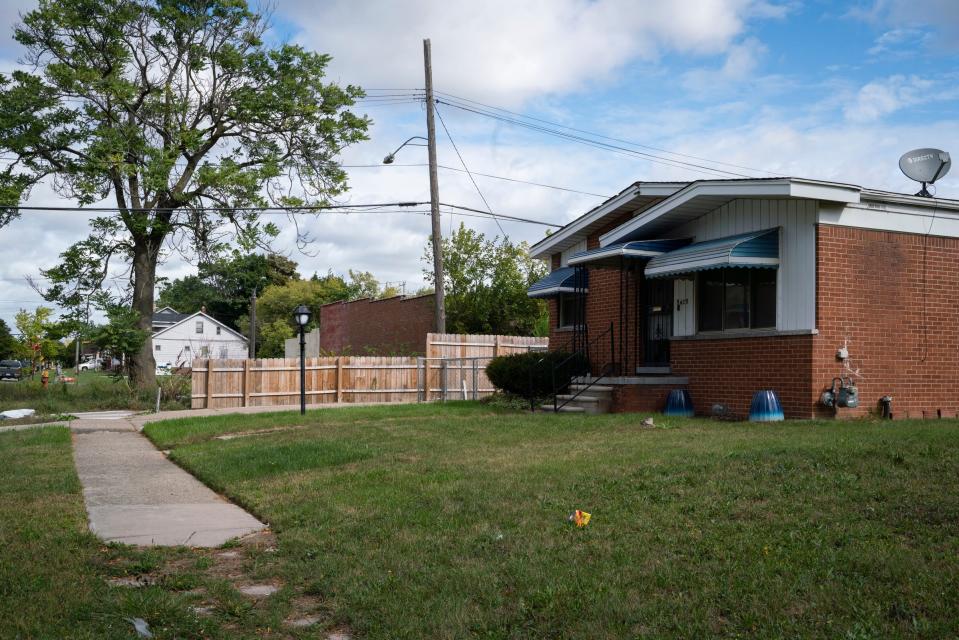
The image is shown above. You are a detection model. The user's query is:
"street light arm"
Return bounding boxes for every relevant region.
[383,136,429,164]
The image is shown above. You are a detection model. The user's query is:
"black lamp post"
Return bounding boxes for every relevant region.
[293,305,311,415]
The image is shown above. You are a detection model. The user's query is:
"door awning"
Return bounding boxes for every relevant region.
[527,266,587,298]
[645,228,780,279]
[567,238,690,268]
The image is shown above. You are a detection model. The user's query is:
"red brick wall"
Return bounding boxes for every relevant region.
[814,225,959,419]
[611,383,687,413]
[670,334,815,419]
[546,225,644,372]
[319,294,436,355]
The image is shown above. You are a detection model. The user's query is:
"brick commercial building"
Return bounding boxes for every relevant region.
[528,177,959,419]
[319,294,435,355]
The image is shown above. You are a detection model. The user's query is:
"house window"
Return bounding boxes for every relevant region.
[200,346,210,357]
[216,326,221,335]
[697,268,776,332]
[155,344,161,351]
[557,293,583,329]
[195,321,203,334]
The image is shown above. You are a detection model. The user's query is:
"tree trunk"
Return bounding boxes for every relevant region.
[130,237,159,389]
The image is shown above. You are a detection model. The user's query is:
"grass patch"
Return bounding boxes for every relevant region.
[0,427,330,638]
[0,373,190,416]
[143,403,959,639]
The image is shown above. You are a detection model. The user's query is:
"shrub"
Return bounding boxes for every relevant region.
[486,351,589,399]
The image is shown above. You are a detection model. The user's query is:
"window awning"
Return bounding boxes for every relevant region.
[527,266,587,298]
[567,238,691,268]
[645,228,780,279]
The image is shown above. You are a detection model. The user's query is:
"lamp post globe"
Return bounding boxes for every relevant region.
[293,305,311,414]
[294,305,311,327]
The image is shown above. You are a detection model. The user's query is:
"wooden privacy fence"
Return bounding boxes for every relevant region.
[191,333,548,410]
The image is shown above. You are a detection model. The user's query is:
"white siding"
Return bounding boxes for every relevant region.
[671,198,817,333]
[559,239,587,267]
[152,315,248,366]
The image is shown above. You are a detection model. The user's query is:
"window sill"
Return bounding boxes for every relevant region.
[555,325,584,333]
[671,328,818,341]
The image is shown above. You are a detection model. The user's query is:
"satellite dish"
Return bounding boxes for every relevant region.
[899,148,951,197]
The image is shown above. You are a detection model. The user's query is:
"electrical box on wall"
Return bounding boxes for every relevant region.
[836,346,848,361]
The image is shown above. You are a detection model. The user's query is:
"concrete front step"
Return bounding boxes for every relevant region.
[540,404,587,413]
[574,375,690,386]
[567,384,615,394]
[636,366,672,375]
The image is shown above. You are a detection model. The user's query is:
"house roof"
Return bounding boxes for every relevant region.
[601,178,862,245]
[529,181,688,259]
[152,310,248,343]
[152,307,190,325]
[532,176,959,258]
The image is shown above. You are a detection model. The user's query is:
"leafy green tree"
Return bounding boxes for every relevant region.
[0,0,369,387]
[423,224,548,336]
[14,307,62,370]
[157,252,299,328]
[92,303,148,375]
[256,319,295,359]
[0,319,17,359]
[241,276,349,356]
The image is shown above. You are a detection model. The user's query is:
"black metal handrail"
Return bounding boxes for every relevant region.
[552,321,615,412]
[527,333,575,412]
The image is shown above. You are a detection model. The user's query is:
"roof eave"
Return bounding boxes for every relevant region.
[529,181,688,259]
[599,178,862,247]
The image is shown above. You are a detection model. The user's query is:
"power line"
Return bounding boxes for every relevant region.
[435,104,505,237]
[0,201,561,227]
[436,99,750,179]
[434,90,779,177]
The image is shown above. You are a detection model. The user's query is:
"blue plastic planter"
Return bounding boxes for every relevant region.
[749,390,784,422]
[663,388,694,417]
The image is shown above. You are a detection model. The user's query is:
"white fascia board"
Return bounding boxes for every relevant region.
[528,181,688,259]
[820,200,959,238]
[529,185,639,259]
[789,179,861,203]
[600,178,863,247]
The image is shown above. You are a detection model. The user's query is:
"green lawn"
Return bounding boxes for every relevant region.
[138,403,959,639]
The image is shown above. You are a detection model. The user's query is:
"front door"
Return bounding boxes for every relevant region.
[643,279,672,365]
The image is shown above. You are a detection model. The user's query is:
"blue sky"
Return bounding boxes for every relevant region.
[1,0,958,326]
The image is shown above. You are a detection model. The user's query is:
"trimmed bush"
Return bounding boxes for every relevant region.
[486,351,589,399]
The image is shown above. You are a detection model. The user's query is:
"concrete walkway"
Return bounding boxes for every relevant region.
[71,417,265,547]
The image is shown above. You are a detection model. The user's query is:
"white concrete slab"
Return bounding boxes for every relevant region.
[72,425,265,547]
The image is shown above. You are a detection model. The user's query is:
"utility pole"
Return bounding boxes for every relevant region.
[249,288,257,358]
[423,38,446,333]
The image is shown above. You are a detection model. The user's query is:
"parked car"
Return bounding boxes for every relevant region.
[155,362,173,376]
[0,359,23,381]
[78,358,100,371]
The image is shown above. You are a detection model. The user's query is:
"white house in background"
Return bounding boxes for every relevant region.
[151,310,248,366]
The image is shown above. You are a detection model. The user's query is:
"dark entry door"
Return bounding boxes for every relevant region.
[643,279,672,366]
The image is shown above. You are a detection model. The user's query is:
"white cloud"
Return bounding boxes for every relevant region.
[680,37,768,93]
[850,0,959,48]
[276,0,783,104]
[842,74,937,122]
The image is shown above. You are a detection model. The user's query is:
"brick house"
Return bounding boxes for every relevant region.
[528,177,959,419]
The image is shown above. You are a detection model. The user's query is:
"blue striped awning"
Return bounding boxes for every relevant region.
[645,228,780,279]
[527,266,587,298]
[567,238,690,267]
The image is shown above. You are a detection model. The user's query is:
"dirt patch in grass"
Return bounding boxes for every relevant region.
[215,425,307,440]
